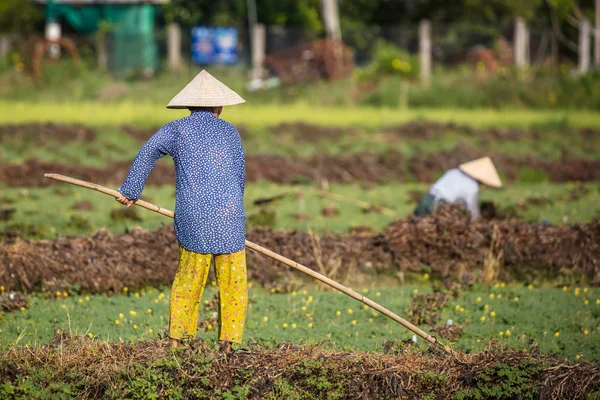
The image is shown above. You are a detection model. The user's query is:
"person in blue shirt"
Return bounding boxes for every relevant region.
[116,70,247,353]
[414,157,503,219]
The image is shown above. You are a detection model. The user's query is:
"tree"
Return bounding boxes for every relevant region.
[0,0,43,34]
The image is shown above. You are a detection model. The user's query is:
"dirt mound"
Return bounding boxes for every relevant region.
[0,123,95,144]
[1,207,598,294]
[385,204,600,283]
[1,334,598,399]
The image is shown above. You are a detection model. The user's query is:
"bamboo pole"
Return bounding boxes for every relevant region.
[44,173,452,355]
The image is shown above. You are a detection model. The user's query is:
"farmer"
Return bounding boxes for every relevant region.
[115,70,247,353]
[414,157,502,219]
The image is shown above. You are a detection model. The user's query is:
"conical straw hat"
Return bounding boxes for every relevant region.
[166,70,245,109]
[458,157,503,188]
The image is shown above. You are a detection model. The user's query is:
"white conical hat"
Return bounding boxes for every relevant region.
[459,157,503,188]
[166,70,245,109]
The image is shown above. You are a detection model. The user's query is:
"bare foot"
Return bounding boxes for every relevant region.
[219,340,232,354]
[169,338,183,348]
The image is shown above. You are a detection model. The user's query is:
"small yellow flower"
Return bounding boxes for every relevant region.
[149,329,153,334]
[154,299,159,304]
[376,292,381,297]
[562,286,568,292]
[207,324,213,331]
[351,320,357,325]
[527,284,533,290]
[336,311,341,317]
[61,304,66,309]
[147,309,152,314]
[554,332,560,337]
[85,296,90,301]
[63,291,68,298]
[459,307,465,313]
[282,323,288,329]
[413,289,419,295]
[119,313,124,319]
[0,286,4,292]
[211,281,216,287]
[308,323,313,328]
[305,313,311,318]
[497,294,502,299]
[489,294,495,300]
[480,316,486,322]
[576,354,581,360]
[291,324,297,329]
[362,288,369,293]
[88,333,93,338]
[135,293,140,298]
[575,288,581,296]
[368,318,373,323]
[307,296,313,303]
[123,287,128,293]
[455,305,461,311]
[499,331,504,336]
[505,330,511,336]
[248,282,253,289]
[476,297,482,303]
[484,305,489,310]
[56,291,62,297]
[584,329,589,335]
[513,297,519,302]
[78,299,84,304]
[348,309,353,315]
[270,288,275,294]
[129,311,137,317]
[263,316,268,322]
[133,325,138,330]
[158,293,165,300]
[20,306,26,312]
[490,311,496,318]
[596,299,600,305]
[584,300,589,305]
[583,288,589,293]
[301,306,307,311]
[363,305,368,310]
[500,283,506,288]
[115,320,120,325]
[423,273,430,280]
[301,290,308,295]
[291,291,297,296]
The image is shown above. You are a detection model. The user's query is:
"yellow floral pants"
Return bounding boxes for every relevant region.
[169,245,247,344]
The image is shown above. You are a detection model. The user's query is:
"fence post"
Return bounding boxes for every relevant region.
[514,17,529,67]
[419,19,432,84]
[579,18,591,73]
[595,0,599,67]
[321,0,341,41]
[167,23,182,73]
[250,23,266,80]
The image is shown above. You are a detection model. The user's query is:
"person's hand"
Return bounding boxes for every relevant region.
[115,193,135,208]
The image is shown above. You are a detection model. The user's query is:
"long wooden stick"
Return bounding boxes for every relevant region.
[44,173,452,354]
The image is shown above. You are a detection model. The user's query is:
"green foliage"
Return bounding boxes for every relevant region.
[357,40,419,81]
[0,0,43,34]
[454,359,544,399]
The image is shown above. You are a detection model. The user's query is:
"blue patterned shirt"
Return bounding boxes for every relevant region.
[118,110,246,254]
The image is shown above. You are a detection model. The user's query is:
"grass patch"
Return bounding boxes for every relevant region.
[1,283,598,361]
[1,182,598,240]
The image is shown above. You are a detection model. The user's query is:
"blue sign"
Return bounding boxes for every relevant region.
[191,26,238,65]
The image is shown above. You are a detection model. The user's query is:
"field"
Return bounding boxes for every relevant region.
[1,99,599,398]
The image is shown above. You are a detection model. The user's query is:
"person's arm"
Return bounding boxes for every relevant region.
[118,124,176,201]
[466,190,481,219]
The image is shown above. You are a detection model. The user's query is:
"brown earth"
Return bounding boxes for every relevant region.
[0,334,597,399]
[2,148,600,188]
[0,123,96,144]
[1,205,598,294]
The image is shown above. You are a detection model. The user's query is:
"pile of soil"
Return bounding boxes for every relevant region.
[0,334,598,399]
[0,123,96,144]
[1,206,598,294]
[384,205,600,283]
[3,148,599,188]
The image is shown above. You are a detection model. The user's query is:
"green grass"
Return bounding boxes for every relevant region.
[3,101,600,129]
[1,182,598,240]
[1,283,598,361]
